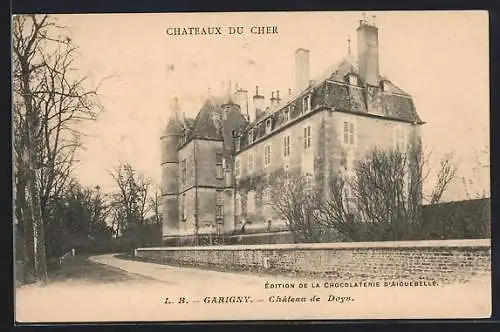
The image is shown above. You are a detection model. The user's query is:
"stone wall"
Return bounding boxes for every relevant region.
[135,239,491,284]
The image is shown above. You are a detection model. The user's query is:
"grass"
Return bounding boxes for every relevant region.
[45,254,149,285]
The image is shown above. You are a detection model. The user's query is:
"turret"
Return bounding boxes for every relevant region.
[160,98,181,236]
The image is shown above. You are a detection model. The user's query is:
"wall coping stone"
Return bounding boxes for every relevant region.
[137,238,491,252]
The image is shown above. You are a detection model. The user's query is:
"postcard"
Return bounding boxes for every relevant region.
[13,10,491,322]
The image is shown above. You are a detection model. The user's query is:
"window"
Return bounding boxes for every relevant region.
[284,107,290,122]
[349,123,355,145]
[266,118,272,133]
[344,183,356,211]
[216,164,223,179]
[247,191,255,213]
[235,195,240,215]
[262,188,270,205]
[235,159,240,177]
[216,191,224,219]
[247,151,254,172]
[348,73,358,86]
[303,95,311,113]
[180,128,187,144]
[181,159,187,184]
[235,137,241,151]
[248,129,254,144]
[241,196,247,215]
[343,121,355,145]
[381,80,390,91]
[394,128,407,151]
[303,126,312,150]
[180,193,186,221]
[283,135,291,157]
[216,153,223,179]
[304,173,313,189]
[264,144,272,166]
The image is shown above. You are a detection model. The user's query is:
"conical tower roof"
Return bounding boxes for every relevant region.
[162,97,182,137]
[163,117,181,137]
[186,98,224,141]
[221,80,236,107]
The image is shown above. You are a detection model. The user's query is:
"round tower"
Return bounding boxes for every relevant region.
[160,99,181,236]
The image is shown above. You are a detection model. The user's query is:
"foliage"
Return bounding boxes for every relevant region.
[44,182,113,259]
[419,198,490,240]
[12,14,103,282]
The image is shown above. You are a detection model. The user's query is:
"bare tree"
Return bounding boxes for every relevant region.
[148,186,162,225]
[12,14,104,281]
[429,153,457,204]
[109,163,151,229]
[315,174,361,241]
[460,144,490,200]
[269,172,324,243]
[319,146,457,241]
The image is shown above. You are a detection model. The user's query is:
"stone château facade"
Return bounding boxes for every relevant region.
[160,17,424,237]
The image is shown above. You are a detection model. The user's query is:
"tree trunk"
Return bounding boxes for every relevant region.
[29,165,47,282]
[15,156,36,283]
[23,205,36,282]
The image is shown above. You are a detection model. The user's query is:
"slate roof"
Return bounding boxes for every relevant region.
[263,52,423,125]
[162,117,181,137]
[162,115,196,137]
[169,50,422,147]
[186,99,224,141]
[170,92,249,161]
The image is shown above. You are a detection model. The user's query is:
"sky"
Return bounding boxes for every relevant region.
[49,11,489,201]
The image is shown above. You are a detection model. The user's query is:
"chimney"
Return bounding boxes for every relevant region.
[294,48,310,93]
[357,15,380,86]
[252,86,265,121]
[234,88,249,120]
[276,90,281,106]
[270,91,277,108]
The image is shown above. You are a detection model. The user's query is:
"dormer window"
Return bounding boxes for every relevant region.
[180,127,187,144]
[380,80,390,91]
[284,107,290,122]
[211,112,222,129]
[235,137,241,151]
[345,73,358,86]
[303,95,311,113]
[349,74,358,86]
[248,129,254,144]
[266,118,272,133]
